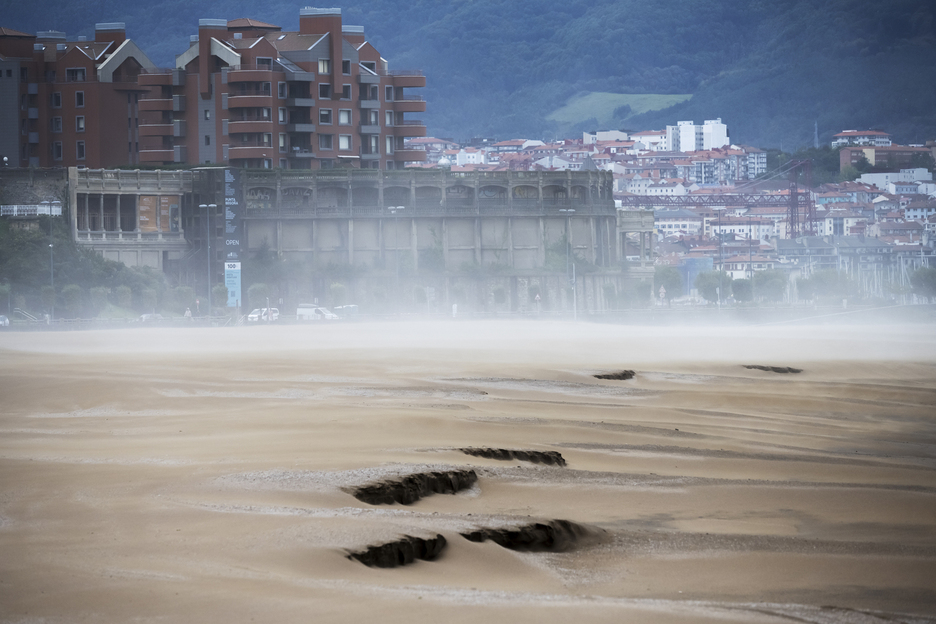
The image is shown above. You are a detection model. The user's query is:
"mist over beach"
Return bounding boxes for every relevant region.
[1,318,934,623]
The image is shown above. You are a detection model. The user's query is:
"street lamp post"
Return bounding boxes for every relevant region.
[387,205,404,286]
[49,243,53,321]
[198,203,217,316]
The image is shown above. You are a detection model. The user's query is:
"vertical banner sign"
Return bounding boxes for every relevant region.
[138,195,157,232]
[223,169,243,308]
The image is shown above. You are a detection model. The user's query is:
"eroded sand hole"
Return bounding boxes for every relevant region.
[744,365,803,374]
[593,370,636,380]
[347,534,447,567]
[461,519,599,552]
[351,469,478,505]
[461,448,566,467]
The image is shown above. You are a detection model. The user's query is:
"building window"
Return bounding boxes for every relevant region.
[277,82,286,99]
[261,82,271,96]
[204,109,210,120]
[261,107,271,120]
[279,133,286,153]
[52,142,63,160]
[279,158,287,169]
[262,159,272,169]
[65,67,86,82]
[320,158,334,169]
[51,117,62,133]
[385,110,393,126]
[76,141,85,160]
[318,83,331,99]
[75,91,84,108]
[319,108,332,124]
[385,85,393,101]
[52,92,62,108]
[262,133,272,147]
[362,61,376,73]
[341,84,351,99]
[318,59,331,74]
[278,107,287,124]
[342,59,351,75]
[257,57,273,70]
[339,134,351,151]
[386,136,394,154]
[44,70,55,81]
[205,135,210,146]
[318,134,333,150]
[369,110,379,126]
[76,116,85,132]
[338,109,351,125]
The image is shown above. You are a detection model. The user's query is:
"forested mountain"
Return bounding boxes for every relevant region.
[7,0,935,148]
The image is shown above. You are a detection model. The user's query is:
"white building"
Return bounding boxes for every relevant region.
[711,216,776,241]
[665,118,729,152]
[629,130,667,151]
[831,130,892,148]
[859,168,933,190]
[583,130,629,144]
[654,209,703,236]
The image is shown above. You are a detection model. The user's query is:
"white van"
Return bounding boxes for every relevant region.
[297,304,338,320]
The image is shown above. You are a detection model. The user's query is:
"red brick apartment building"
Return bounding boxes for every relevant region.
[137,8,426,170]
[1,7,427,171]
[0,24,155,168]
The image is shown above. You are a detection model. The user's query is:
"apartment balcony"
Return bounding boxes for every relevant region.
[391,148,427,162]
[286,97,315,108]
[287,123,316,133]
[358,99,380,109]
[139,123,172,137]
[393,121,426,138]
[139,149,174,163]
[139,98,172,112]
[27,83,38,95]
[228,145,275,160]
[288,148,316,159]
[227,94,274,109]
[228,120,274,134]
[138,72,172,86]
[393,97,426,113]
[357,73,380,84]
[28,108,39,119]
[172,95,185,112]
[174,145,187,163]
[389,70,426,89]
[359,124,380,134]
[173,119,186,137]
[226,69,274,83]
[360,151,380,161]
[28,132,39,144]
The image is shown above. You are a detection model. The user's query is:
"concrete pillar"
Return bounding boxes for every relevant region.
[276,220,283,254]
[378,218,384,266]
[539,217,546,267]
[312,220,318,268]
[589,217,596,264]
[134,194,140,236]
[442,218,449,270]
[507,217,514,267]
[411,218,418,271]
[348,219,354,264]
[99,194,105,233]
[474,217,482,264]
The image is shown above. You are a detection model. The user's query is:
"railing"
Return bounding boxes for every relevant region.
[76,230,187,241]
[243,200,614,218]
[1,204,63,217]
[75,169,194,191]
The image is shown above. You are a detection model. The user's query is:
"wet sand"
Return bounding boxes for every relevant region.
[1,321,935,623]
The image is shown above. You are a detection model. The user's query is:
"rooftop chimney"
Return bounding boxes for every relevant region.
[197,19,228,98]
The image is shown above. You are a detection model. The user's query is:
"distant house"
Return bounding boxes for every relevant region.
[831,130,892,148]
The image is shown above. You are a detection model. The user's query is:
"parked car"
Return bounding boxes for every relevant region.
[333,304,358,318]
[0,314,9,327]
[296,304,338,320]
[247,307,279,322]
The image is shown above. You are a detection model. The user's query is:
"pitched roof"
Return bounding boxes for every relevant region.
[0,27,33,37]
[228,18,281,29]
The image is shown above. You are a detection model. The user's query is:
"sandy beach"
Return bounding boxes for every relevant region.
[1,320,934,623]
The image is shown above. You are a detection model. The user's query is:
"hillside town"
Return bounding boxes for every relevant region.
[401,124,936,303]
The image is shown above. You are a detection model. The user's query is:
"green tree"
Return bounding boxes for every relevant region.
[810,269,854,303]
[654,265,683,301]
[602,283,617,309]
[0,283,10,314]
[172,286,195,314]
[89,286,109,316]
[733,278,753,302]
[753,269,788,302]
[795,277,815,302]
[140,288,157,314]
[247,283,269,310]
[212,283,229,308]
[694,270,731,303]
[910,267,936,301]
[60,284,83,317]
[329,282,347,307]
[114,285,132,310]
[40,285,55,312]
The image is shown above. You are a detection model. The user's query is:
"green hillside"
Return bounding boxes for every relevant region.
[4,0,934,148]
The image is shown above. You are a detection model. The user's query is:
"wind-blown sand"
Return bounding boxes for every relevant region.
[1,320,934,623]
